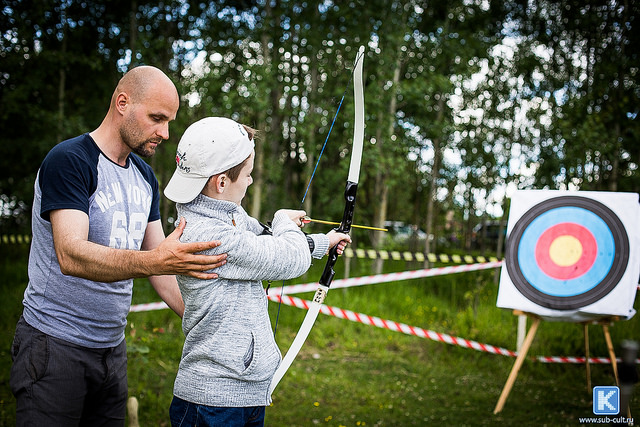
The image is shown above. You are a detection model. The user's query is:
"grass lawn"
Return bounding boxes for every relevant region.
[1,246,638,426]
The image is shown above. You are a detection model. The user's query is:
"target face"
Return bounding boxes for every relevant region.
[505,196,629,310]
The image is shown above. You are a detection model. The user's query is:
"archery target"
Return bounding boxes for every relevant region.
[497,190,640,321]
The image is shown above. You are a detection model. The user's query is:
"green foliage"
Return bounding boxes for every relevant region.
[509,0,640,192]
[4,1,638,244]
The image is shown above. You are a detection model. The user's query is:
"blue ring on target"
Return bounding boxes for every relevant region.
[505,196,629,310]
[518,207,614,297]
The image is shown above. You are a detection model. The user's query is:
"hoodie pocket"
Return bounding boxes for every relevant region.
[241,330,281,382]
[243,335,255,369]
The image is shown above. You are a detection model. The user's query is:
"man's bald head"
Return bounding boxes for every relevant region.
[112,65,178,106]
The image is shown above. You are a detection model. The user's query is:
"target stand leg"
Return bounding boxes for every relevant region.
[494,311,541,414]
[584,323,592,395]
[600,320,632,420]
[601,322,620,385]
[584,319,620,394]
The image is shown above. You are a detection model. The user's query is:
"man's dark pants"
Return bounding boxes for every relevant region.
[10,316,128,427]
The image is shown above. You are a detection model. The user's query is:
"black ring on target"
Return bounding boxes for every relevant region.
[505,196,629,310]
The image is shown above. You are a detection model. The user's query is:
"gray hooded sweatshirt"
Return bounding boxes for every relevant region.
[173,194,329,407]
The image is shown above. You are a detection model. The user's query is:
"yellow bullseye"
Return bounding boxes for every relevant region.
[548,235,583,266]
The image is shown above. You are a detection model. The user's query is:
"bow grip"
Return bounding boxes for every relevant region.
[319,247,339,286]
[335,180,358,233]
[318,181,358,287]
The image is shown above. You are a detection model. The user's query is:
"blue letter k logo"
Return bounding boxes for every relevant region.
[593,386,619,415]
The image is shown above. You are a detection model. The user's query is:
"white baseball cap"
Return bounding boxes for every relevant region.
[164,117,255,203]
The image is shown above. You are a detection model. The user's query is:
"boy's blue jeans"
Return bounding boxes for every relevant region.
[170,396,265,427]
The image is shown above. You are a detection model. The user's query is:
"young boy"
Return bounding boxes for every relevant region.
[163,117,350,426]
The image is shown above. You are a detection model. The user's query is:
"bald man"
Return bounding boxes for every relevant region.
[10,66,226,426]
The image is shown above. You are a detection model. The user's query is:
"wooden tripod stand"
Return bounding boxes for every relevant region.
[493,310,629,417]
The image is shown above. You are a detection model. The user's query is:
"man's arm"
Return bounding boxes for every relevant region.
[50,209,227,283]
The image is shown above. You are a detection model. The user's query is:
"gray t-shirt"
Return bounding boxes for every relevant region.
[23,134,160,348]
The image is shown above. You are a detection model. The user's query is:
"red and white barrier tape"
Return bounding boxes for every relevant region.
[536,356,616,364]
[268,292,517,358]
[268,292,640,364]
[129,301,168,312]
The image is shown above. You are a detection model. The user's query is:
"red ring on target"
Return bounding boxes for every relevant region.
[534,223,597,280]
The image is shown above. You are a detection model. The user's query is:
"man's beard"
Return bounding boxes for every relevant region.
[129,138,160,158]
[120,118,161,158]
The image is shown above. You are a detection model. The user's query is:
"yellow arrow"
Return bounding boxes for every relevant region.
[302,216,388,232]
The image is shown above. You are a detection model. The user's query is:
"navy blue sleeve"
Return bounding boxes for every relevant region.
[39,135,99,221]
[129,154,161,223]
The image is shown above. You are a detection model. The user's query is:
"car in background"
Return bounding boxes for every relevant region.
[471,221,505,250]
[383,221,427,248]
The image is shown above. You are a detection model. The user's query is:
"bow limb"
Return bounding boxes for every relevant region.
[269,46,366,395]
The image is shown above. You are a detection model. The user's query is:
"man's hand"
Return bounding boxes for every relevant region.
[154,217,227,279]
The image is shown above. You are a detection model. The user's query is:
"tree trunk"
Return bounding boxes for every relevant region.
[372,55,401,274]
[250,5,273,220]
[423,97,445,268]
[57,37,66,145]
[302,14,320,214]
[129,1,138,65]
[493,195,508,284]
[464,182,474,251]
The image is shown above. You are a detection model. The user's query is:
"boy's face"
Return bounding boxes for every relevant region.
[222,150,255,205]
